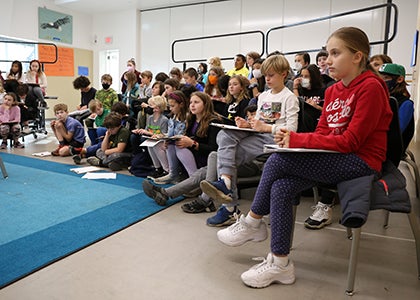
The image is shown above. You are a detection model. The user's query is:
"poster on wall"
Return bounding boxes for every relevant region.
[38,45,74,76]
[38,7,73,44]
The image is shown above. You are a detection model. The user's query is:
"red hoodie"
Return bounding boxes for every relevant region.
[289,70,392,172]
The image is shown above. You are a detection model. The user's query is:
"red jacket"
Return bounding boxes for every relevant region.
[289,70,392,172]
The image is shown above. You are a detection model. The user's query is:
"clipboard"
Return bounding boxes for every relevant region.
[210,123,260,133]
[263,144,339,153]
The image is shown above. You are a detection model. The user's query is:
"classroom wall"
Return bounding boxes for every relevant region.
[0,0,95,118]
[138,0,418,78]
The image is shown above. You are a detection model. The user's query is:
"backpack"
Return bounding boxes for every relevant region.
[129,147,154,177]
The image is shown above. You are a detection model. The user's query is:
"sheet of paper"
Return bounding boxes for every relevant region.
[210,123,260,133]
[81,172,117,179]
[263,144,339,153]
[32,151,52,157]
[140,139,162,147]
[70,166,102,174]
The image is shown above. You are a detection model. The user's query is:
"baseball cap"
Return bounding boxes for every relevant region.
[378,63,405,77]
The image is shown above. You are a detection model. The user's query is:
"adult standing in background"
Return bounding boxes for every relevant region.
[121,58,141,94]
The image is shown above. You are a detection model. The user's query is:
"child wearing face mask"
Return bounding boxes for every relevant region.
[292,64,326,106]
[248,58,266,100]
[95,74,118,110]
[378,63,414,153]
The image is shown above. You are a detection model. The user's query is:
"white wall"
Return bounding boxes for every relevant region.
[139,0,418,79]
[0,0,93,50]
[1,0,418,89]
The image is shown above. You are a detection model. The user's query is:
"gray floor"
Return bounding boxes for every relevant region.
[0,125,420,299]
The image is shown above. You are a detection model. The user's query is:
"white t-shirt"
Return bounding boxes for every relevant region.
[256,86,299,133]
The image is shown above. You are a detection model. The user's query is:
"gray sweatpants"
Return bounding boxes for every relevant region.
[216,129,274,202]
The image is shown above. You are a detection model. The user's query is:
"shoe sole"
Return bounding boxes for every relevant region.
[206,218,236,227]
[304,219,332,230]
[200,181,233,204]
[242,276,296,288]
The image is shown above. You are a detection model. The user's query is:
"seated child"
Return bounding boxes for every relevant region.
[0,92,23,149]
[15,84,36,134]
[86,99,110,145]
[51,103,86,156]
[131,95,169,178]
[86,112,133,171]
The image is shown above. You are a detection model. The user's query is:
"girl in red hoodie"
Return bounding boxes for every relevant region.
[215,27,393,288]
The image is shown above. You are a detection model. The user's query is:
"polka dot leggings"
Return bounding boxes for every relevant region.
[250,152,376,255]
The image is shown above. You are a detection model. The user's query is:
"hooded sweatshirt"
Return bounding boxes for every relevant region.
[289,70,392,172]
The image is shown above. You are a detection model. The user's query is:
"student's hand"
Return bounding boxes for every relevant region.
[250,77,258,84]
[89,113,97,118]
[250,119,270,132]
[55,121,64,130]
[293,77,302,88]
[176,136,193,149]
[141,102,148,108]
[50,120,56,127]
[79,105,87,110]
[274,128,290,148]
[235,117,251,128]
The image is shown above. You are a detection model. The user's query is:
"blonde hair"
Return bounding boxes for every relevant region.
[208,56,222,68]
[261,54,290,76]
[88,99,103,112]
[148,95,167,112]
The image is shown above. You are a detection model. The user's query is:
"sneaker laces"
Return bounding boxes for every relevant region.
[310,203,329,219]
[228,214,248,233]
[250,253,276,272]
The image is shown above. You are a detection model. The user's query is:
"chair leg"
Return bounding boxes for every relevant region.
[0,156,8,179]
[407,211,420,280]
[313,186,320,204]
[290,205,297,250]
[346,227,361,296]
[404,157,420,199]
[383,210,390,228]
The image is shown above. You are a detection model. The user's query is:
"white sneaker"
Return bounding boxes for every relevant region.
[241,253,295,288]
[304,201,332,229]
[22,126,31,134]
[217,214,268,247]
[152,173,176,184]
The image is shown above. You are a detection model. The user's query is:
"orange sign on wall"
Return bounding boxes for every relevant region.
[38,44,74,76]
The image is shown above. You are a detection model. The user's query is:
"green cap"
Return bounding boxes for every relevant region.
[378,63,405,77]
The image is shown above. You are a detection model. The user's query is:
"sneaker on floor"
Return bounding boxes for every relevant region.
[73,154,82,165]
[13,142,24,149]
[200,178,233,203]
[69,146,83,155]
[241,253,295,288]
[51,145,64,156]
[181,197,216,213]
[108,161,122,171]
[22,126,31,134]
[217,214,268,246]
[142,180,169,206]
[147,168,168,180]
[304,201,333,229]
[87,156,101,166]
[182,187,201,198]
[1,142,7,149]
[152,173,178,185]
[207,205,240,227]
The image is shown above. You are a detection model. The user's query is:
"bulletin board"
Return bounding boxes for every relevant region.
[38,45,74,76]
[39,47,93,119]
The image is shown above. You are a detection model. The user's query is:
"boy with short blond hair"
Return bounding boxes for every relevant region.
[51,103,86,156]
[200,54,300,226]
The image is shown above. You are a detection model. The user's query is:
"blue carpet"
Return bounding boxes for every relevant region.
[0,153,182,289]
